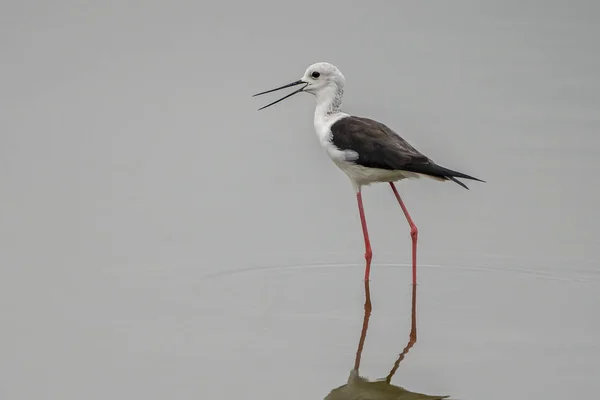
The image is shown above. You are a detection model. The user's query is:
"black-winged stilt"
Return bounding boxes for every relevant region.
[253,62,484,283]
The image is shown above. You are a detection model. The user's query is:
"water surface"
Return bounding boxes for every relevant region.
[1,1,599,399]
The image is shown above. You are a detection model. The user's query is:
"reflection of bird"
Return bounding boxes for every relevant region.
[253,62,483,283]
[324,282,449,400]
[325,370,448,400]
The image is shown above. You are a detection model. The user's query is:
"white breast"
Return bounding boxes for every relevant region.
[314,112,357,162]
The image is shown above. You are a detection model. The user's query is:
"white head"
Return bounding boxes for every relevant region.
[253,62,345,111]
[300,62,345,96]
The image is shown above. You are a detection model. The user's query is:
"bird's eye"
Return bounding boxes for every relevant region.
[311,71,320,79]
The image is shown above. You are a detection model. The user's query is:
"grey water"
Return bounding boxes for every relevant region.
[1,1,599,399]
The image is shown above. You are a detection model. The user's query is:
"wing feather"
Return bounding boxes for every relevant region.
[330,116,484,188]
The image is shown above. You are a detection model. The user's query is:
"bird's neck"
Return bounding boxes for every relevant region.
[313,86,347,142]
[314,85,344,120]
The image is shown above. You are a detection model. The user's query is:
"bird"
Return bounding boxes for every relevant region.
[253,62,484,283]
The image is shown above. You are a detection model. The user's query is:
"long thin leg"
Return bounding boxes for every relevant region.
[385,283,417,383]
[353,280,372,372]
[356,189,373,281]
[389,182,418,285]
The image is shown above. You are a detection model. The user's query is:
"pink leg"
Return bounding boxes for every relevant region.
[356,190,373,281]
[389,182,418,285]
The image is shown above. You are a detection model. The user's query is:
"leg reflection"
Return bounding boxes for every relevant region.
[324,282,449,400]
[354,280,372,372]
[385,283,417,383]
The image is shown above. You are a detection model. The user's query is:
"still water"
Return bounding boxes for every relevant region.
[1,1,599,399]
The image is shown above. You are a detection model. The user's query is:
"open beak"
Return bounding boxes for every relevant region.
[252,79,308,110]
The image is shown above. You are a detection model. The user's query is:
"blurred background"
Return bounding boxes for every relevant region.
[1,1,599,399]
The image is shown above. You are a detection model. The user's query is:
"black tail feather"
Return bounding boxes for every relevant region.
[415,164,485,190]
[439,166,485,190]
[447,176,470,190]
[398,162,485,190]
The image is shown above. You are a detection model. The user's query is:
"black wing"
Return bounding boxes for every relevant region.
[330,116,484,189]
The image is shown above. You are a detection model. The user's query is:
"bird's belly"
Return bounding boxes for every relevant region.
[332,160,421,186]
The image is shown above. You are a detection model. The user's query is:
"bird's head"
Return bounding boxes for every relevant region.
[301,62,346,95]
[253,62,345,110]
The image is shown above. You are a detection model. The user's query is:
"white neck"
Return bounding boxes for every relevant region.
[313,84,347,136]
[312,85,348,147]
[314,84,344,118]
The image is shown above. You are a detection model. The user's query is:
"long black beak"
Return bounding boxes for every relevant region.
[252,79,308,111]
